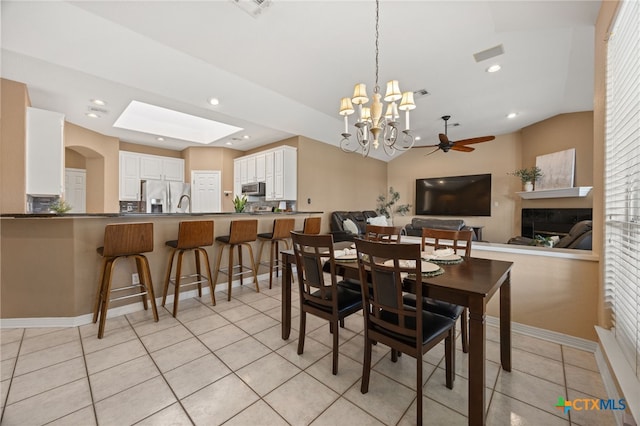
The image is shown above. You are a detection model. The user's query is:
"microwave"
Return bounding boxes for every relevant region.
[241,182,266,196]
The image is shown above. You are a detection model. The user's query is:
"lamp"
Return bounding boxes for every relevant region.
[339,0,416,157]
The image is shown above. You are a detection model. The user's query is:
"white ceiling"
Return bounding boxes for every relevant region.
[1,0,600,161]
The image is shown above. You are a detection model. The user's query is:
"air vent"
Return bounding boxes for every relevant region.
[473,44,505,63]
[87,106,108,114]
[413,89,430,98]
[231,0,272,17]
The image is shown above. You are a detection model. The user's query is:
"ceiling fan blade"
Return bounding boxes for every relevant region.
[451,145,475,152]
[439,133,450,144]
[454,135,496,145]
[413,143,440,148]
[424,147,441,157]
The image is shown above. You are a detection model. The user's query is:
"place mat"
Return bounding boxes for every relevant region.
[382,259,442,274]
[426,255,464,265]
[335,254,357,262]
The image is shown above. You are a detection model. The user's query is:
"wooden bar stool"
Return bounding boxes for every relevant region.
[257,218,295,289]
[301,216,321,234]
[93,222,158,339]
[213,219,259,301]
[161,220,216,317]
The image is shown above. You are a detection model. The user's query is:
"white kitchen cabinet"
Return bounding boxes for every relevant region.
[265,146,297,201]
[139,154,184,181]
[26,107,65,196]
[162,157,184,181]
[234,158,242,198]
[255,153,266,182]
[119,151,141,201]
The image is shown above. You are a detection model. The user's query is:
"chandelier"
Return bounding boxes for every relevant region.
[339,0,416,158]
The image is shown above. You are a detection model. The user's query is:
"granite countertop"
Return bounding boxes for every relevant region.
[1,211,322,219]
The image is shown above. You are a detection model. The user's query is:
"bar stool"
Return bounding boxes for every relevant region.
[301,217,321,234]
[161,220,216,317]
[257,218,295,289]
[93,223,158,339]
[213,220,259,301]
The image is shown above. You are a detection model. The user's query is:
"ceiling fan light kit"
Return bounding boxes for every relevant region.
[339,0,416,158]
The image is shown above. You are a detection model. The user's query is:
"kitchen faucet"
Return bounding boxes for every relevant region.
[177,194,191,213]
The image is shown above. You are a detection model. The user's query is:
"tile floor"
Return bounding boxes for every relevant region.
[0,277,616,426]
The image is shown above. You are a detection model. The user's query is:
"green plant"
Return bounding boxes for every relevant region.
[233,194,247,212]
[50,199,72,214]
[508,166,543,183]
[375,187,411,222]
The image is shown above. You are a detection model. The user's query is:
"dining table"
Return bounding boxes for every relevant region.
[280,248,513,426]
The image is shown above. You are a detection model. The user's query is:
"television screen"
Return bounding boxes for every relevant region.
[415,174,491,216]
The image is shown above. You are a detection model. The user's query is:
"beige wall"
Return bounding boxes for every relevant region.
[1,79,30,214]
[119,141,182,159]
[65,148,87,169]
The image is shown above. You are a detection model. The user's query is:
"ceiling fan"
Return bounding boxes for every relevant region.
[416,115,495,155]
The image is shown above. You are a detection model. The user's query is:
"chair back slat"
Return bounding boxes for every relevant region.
[365,225,402,243]
[177,220,214,249]
[228,220,258,244]
[272,218,296,240]
[103,223,154,257]
[291,232,338,310]
[421,228,473,259]
[302,217,322,235]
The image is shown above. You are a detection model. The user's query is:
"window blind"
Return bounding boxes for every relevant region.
[605,0,640,380]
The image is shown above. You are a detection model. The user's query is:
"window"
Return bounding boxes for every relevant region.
[605,0,640,380]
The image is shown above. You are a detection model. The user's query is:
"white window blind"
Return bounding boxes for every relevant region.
[605,0,640,381]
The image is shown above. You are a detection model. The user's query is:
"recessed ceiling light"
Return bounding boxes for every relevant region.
[507,112,518,119]
[242,135,250,139]
[415,136,421,141]
[86,112,99,118]
[486,64,501,73]
[91,99,106,106]
[225,141,233,146]
[157,137,165,141]
[208,97,220,106]
[113,100,243,144]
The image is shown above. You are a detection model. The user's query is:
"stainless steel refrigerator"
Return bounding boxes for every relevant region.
[141,180,191,213]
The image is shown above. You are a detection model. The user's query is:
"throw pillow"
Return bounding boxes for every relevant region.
[343,218,359,234]
[367,215,388,226]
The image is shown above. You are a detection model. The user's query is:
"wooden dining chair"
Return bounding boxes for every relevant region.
[290,231,363,375]
[364,224,403,242]
[409,227,473,353]
[354,239,455,426]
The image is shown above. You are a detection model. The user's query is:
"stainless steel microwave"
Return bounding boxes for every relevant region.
[241,182,266,196]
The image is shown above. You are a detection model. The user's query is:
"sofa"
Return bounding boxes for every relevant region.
[330,210,378,242]
[403,217,476,239]
[507,220,592,250]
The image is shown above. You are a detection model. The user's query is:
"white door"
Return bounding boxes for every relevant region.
[64,168,86,213]
[191,171,221,213]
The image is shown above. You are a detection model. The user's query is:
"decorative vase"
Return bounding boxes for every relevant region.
[524,181,534,192]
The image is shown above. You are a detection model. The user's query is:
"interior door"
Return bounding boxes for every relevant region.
[64,168,86,213]
[191,170,221,213]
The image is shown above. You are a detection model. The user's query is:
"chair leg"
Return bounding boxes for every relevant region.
[212,242,224,290]
[391,349,398,363]
[268,240,276,289]
[461,308,469,353]
[228,245,235,301]
[339,318,345,328]
[135,256,149,311]
[256,239,266,277]
[361,332,372,393]
[332,320,339,375]
[417,352,423,426]
[237,245,244,286]
[98,258,118,339]
[244,243,260,293]
[162,249,177,307]
[194,248,202,298]
[93,257,111,323]
[445,328,455,389]
[297,311,306,355]
[139,255,159,323]
[198,247,216,306]
[172,251,184,317]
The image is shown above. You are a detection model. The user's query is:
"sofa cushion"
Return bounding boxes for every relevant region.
[367,215,388,226]
[411,218,465,231]
[554,220,593,249]
[343,218,359,234]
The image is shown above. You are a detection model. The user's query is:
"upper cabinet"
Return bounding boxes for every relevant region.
[234,146,297,201]
[237,153,267,185]
[119,151,184,201]
[26,107,65,196]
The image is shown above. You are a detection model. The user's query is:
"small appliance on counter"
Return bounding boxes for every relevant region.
[141,180,191,213]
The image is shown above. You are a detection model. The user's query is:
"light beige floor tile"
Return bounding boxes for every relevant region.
[48,406,97,426]
[0,329,24,344]
[246,296,281,313]
[209,296,245,313]
[234,312,279,335]
[215,337,271,371]
[306,323,357,349]
[182,313,230,335]
[163,296,207,314]
[130,312,180,336]
[512,347,565,385]
[126,308,172,325]
[90,355,160,402]
[84,339,147,375]
[486,391,569,426]
[19,328,79,356]
[564,364,608,398]
[264,372,339,426]
[23,327,68,339]
[2,378,92,425]
[217,304,261,323]
[512,333,563,361]
[424,367,491,417]
[1,341,21,362]
[372,352,437,389]
[151,337,210,373]
[14,340,83,376]
[562,346,599,372]
[343,371,415,425]
[80,325,138,355]
[7,357,86,404]
[567,388,618,426]
[494,368,566,416]
[252,324,291,351]
[164,302,214,323]
[446,350,502,388]
[181,373,259,425]
[136,402,192,426]
[236,352,300,396]
[1,379,10,411]
[311,397,385,426]
[232,289,270,304]
[224,399,289,426]
[95,376,176,426]
[163,353,231,399]
[140,324,193,353]
[276,337,331,370]
[399,396,469,426]
[338,334,390,366]
[199,324,249,352]
[79,315,130,339]
[1,357,16,381]
[306,352,362,394]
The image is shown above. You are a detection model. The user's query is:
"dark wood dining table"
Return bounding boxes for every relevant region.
[280,248,513,426]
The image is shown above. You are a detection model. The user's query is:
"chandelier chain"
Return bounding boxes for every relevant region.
[374,0,380,92]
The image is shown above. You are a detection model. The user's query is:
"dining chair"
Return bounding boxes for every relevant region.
[364,224,403,242]
[354,239,455,425]
[405,227,473,353]
[290,231,363,375]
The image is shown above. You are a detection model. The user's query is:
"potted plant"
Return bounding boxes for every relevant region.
[509,166,543,191]
[50,199,72,214]
[375,187,411,225]
[233,194,247,213]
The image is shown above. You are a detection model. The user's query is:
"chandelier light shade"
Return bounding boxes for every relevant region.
[339,0,417,157]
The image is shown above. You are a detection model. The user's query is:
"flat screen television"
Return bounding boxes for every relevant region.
[415,174,491,216]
